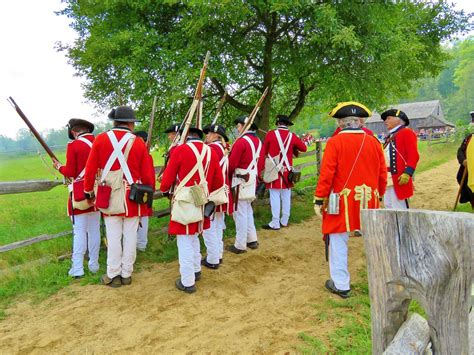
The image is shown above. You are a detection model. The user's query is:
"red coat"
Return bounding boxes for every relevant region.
[315,129,387,234]
[58,133,97,216]
[384,126,419,200]
[160,139,224,235]
[83,128,156,217]
[208,141,233,215]
[332,126,374,137]
[228,132,262,178]
[258,127,307,189]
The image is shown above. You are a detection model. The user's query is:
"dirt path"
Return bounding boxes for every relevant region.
[0,159,461,354]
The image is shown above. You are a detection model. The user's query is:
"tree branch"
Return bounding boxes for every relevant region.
[210,77,253,113]
[275,17,299,38]
[289,79,317,120]
[245,54,263,72]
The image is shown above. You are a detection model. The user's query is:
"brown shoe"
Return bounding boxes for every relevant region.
[121,276,132,286]
[101,274,122,288]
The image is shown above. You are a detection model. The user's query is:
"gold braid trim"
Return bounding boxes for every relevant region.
[340,188,352,233]
[354,184,372,210]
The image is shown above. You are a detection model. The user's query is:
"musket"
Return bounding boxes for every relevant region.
[180,51,210,144]
[453,167,468,211]
[211,91,227,125]
[7,97,59,161]
[147,96,157,151]
[237,87,269,138]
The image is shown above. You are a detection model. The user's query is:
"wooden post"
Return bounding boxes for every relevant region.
[361,209,473,355]
[315,141,322,177]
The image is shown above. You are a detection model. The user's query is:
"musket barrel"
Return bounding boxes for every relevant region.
[7,97,59,161]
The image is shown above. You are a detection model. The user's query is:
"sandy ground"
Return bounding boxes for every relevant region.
[0,159,461,354]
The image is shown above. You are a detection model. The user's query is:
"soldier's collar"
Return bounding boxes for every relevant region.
[389,125,403,134]
[277,125,289,130]
[112,127,132,132]
[186,137,201,142]
[76,132,91,138]
[340,127,363,134]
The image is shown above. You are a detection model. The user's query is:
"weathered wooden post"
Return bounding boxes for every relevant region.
[361,209,473,354]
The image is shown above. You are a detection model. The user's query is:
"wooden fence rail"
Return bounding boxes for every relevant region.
[0,180,63,195]
[0,142,323,254]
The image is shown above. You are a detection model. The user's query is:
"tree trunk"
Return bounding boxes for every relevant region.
[361,209,473,355]
[258,13,276,132]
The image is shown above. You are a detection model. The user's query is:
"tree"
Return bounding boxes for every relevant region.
[58,1,470,131]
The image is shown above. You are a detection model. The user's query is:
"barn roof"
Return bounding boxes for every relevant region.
[366,100,442,123]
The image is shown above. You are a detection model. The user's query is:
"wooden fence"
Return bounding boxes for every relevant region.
[0,142,322,254]
[361,209,473,354]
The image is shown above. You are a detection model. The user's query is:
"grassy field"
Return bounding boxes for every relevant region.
[0,138,470,349]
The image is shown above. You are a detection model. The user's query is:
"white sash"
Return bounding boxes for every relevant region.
[101,131,135,185]
[76,136,93,179]
[274,130,293,171]
[241,135,262,176]
[174,142,211,193]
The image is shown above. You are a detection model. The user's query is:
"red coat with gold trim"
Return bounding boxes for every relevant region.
[258,126,307,189]
[384,126,419,200]
[208,140,233,215]
[58,133,97,216]
[83,128,156,217]
[160,139,224,235]
[315,129,387,234]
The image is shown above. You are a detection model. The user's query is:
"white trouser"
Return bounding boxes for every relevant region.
[104,216,139,278]
[69,211,101,277]
[329,232,350,291]
[202,212,225,264]
[216,212,225,259]
[177,234,201,287]
[384,186,408,209]
[269,188,291,228]
[232,200,257,250]
[137,216,149,250]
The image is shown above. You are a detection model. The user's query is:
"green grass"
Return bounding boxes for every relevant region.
[416,140,460,173]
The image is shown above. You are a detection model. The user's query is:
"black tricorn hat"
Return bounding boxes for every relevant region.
[134,130,148,142]
[470,111,474,120]
[179,127,204,139]
[234,115,258,131]
[203,124,229,142]
[381,109,409,126]
[108,106,139,122]
[164,123,180,134]
[275,114,294,126]
[329,101,371,118]
[67,118,94,140]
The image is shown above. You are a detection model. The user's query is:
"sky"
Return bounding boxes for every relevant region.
[0,0,473,139]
